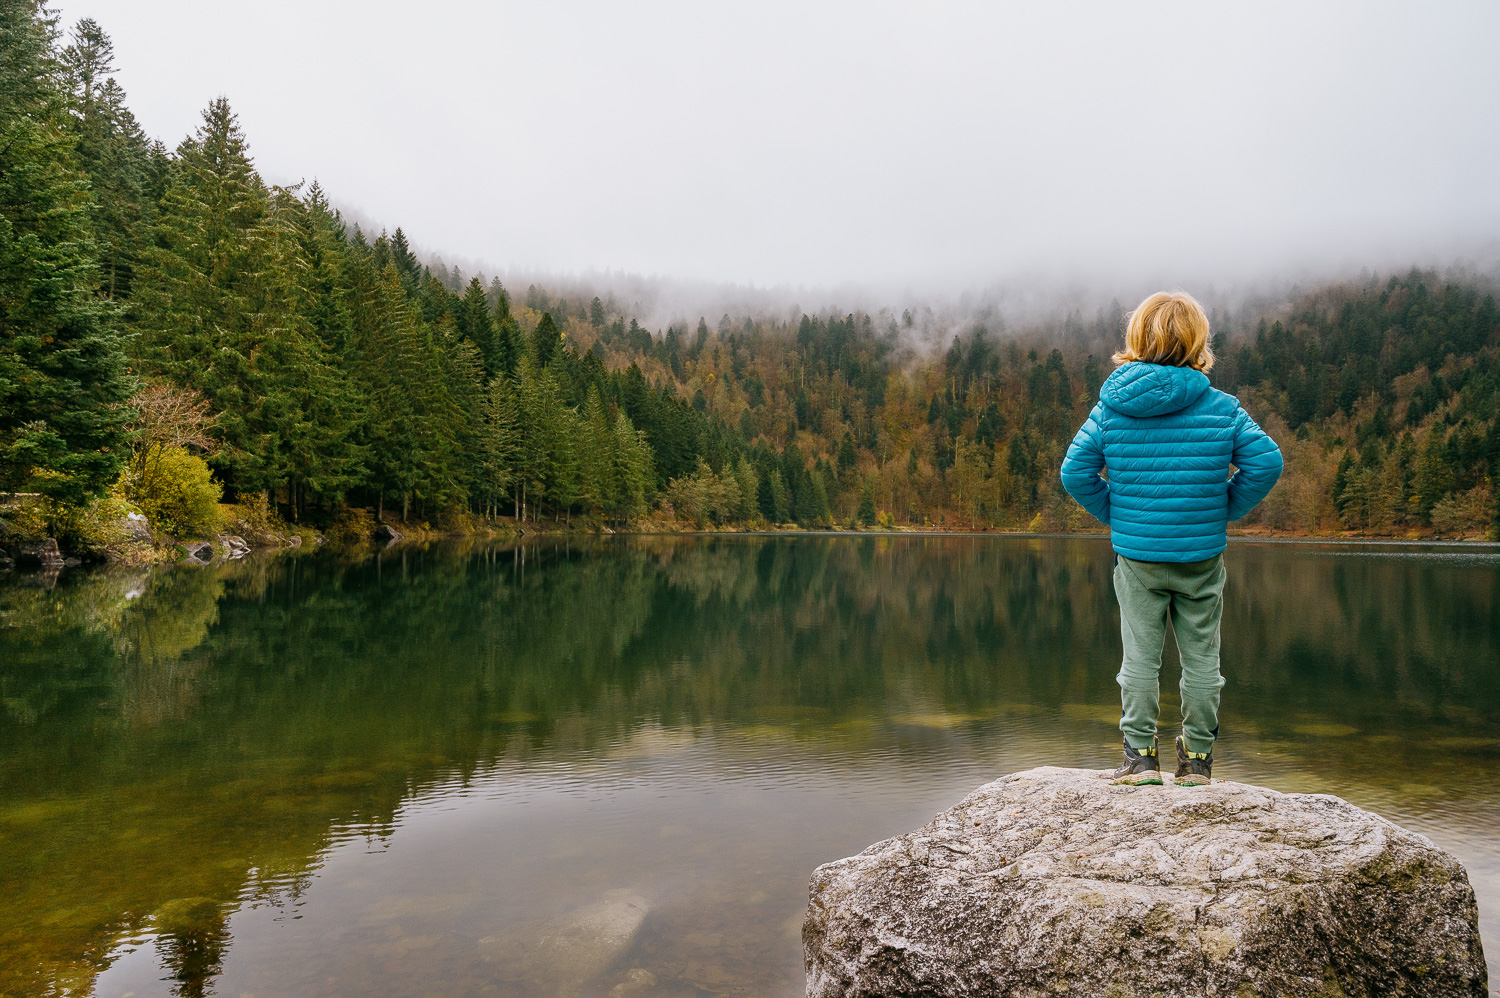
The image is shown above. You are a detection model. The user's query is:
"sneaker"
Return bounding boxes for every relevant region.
[1110,737,1163,785]
[1174,736,1212,787]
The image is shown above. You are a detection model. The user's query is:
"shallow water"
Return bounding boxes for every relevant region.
[1,535,1496,996]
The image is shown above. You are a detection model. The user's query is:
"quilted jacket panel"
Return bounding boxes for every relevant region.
[1060,363,1283,562]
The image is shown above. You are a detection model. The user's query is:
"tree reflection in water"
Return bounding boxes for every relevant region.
[0,537,1495,996]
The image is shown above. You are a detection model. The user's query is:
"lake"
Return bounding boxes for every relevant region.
[1,535,1496,997]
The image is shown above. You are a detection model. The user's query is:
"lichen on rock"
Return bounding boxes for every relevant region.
[803,766,1487,998]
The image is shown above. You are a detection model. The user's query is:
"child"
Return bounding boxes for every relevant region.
[1061,291,1282,787]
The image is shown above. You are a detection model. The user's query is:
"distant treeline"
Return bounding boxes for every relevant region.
[3,6,1497,539]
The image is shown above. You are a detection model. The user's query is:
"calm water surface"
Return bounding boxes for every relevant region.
[1,536,1496,996]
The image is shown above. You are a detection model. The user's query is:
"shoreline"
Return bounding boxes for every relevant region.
[618,528,1500,547]
[3,517,1494,583]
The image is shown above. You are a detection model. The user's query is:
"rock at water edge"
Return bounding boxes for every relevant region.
[181,540,214,563]
[804,766,1487,998]
[12,537,64,567]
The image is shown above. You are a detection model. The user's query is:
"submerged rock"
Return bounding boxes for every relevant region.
[478,889,650,997]
[804,766,1487,998]
[152,896,224,936]
[608,967,658,997]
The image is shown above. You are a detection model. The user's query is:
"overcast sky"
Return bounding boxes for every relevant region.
[65,1,1500,296]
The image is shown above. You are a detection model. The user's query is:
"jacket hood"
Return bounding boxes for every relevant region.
[1100,362,1211,417]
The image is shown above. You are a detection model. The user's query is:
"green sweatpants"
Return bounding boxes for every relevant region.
[1113,553,1226,757]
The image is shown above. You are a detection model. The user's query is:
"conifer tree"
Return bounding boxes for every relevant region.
[389,226,420,289]
[275,183,366,511]
[532,311,561,368]
[608,410,651,526]
[731,456,758,522]
[490,280,522,377]
[422,314,484,512]
[857,480,877,526]
[479,376,519,517]
[451,276,496,378]
[348,264,424,519]
[130,97,305,500]
[577,386,611,517]
[61,17,155,299]
[0,0,133,503]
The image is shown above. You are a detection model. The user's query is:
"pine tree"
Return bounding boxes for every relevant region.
[532,311,561,368]
[389,226,419,289]
[766,469,790,522]
[347,264,424,519]
[608,410,651,526]
[577,386,611,517]
[130,97,303,499]
[0,0,133,504]
[458,276,499,377]
[61,17,155,300]
[511,357,549,521]
[491,280,522,377]
[857,480,877,526]
[480,377,519,517]
[731,456,758,522]
[423,314,484,512]
[1413,430,1454,523]
[278,182,367,511]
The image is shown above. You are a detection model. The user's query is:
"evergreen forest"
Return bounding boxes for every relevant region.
[3,3,1498,545]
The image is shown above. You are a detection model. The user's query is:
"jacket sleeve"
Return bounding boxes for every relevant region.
[1226,407,1283,521]
[1060,404,1110,526]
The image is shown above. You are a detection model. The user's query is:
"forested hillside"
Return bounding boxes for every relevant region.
[3,4,1497,544]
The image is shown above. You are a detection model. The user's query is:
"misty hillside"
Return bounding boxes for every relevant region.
[490,268,1498,537]
[4,11,1497,542]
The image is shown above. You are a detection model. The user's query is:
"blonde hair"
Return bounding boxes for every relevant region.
[1113,291,1215,373]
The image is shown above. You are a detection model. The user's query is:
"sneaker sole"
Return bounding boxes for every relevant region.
[1173,775,1211,787]
[1111,773,1164,786]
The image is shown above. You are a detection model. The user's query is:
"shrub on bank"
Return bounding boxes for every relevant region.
[11,471,140,554]
[323,505,375,547]
[126,447,224,538]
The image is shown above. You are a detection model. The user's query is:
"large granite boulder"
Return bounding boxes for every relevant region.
[804,767,1486,998]
[123,511,153,543]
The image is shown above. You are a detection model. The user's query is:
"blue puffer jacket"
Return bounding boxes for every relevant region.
[1061,362,1283,562]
